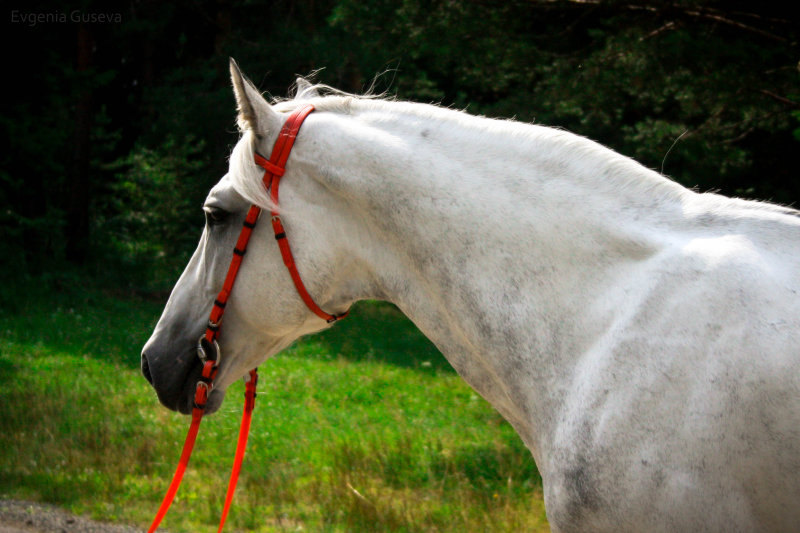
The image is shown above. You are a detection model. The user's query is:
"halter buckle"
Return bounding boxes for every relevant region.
[194,380,210,409]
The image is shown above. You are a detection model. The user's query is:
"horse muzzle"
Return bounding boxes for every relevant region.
[141,336,225,415]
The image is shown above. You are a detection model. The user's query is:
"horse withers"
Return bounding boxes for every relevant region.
[142,59,800,532]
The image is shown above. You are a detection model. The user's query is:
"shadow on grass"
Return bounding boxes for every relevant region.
[0,270,454,375]
[310,300,456,374]
[0,271,163,370]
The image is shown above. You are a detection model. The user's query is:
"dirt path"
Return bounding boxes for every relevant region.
[0,501,145,533]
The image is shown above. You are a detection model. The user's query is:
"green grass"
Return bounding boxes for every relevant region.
[0,273,548,532]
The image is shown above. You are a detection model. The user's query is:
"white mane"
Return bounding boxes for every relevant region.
[229,82,798,223]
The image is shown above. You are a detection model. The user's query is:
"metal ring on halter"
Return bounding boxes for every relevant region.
[197,335,221,367]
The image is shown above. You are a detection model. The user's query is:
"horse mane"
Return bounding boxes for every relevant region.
[229,79,798,221]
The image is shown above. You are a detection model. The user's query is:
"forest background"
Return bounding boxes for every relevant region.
[2,0,798,286]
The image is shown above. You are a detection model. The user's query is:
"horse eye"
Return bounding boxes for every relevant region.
[204,207,229,226]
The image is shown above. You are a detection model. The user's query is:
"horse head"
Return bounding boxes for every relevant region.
[140,60,351,414]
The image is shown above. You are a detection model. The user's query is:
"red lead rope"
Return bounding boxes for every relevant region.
[147,359,220,533]
[148,365,256,533]
[216,368,258,533]
[149,104,345,531]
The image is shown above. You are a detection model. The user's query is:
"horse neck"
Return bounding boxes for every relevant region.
[298,101,688,451]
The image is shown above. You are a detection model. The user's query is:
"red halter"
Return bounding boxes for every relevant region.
[149,104,345,532]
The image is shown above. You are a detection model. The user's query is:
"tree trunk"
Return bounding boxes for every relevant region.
[66,22,93,264]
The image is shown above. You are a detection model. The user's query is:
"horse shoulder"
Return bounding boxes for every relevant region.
[540,225,800,531]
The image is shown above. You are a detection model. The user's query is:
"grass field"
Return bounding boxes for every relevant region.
[0,272,548,532]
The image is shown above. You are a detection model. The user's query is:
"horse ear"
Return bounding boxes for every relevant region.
[229,58,279,137]
[295,77,319,99]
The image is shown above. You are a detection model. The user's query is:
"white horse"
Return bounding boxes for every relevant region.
[142,60,800,532]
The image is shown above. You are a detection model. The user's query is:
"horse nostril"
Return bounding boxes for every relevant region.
[141,352,154,385]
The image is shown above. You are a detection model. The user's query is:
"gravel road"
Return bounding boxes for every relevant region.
[0,501,146,533]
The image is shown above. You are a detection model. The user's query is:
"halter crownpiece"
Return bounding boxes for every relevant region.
[255,104,348,324]
[149,103,344,532]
